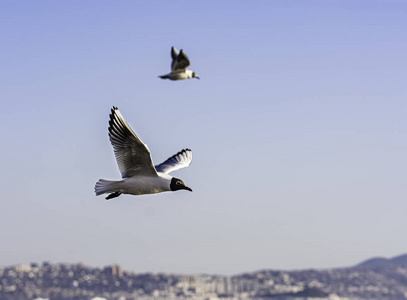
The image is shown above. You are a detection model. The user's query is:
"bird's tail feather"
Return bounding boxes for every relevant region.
[94,179,121,196]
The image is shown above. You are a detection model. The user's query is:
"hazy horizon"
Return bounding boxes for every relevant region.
[3,252,407,276]
[1,1,407,275]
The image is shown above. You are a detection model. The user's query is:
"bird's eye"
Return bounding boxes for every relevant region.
[176,181,181,185]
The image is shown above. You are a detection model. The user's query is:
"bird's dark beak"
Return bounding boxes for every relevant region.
[185,186,193,192]
[195,76,200,80]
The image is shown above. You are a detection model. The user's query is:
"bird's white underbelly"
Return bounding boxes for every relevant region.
[120,175,171,195]
[169,72,190,80]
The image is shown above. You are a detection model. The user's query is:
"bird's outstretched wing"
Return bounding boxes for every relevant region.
[171,46,180,70]
[155,149,192,174]
[172,49,191,71]
[108,107,157,178]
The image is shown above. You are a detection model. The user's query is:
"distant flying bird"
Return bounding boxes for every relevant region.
[95,107,193,200]
[159,47,199,80]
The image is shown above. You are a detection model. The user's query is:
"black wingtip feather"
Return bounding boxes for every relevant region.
[110,106,118,115]
[169,149,192,159]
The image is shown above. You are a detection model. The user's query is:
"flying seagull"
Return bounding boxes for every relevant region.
[95,107,193,200]
[159,47,199,80]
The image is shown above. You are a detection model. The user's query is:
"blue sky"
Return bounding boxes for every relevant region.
[1,0,407,275]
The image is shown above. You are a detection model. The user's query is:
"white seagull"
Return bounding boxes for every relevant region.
[159,47,199,80]
[95,107,193,200]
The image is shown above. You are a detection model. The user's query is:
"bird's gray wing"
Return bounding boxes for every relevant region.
[108,107,157,178]
[170,46,180,71]
[155,149,192,174]
[172,49,191,71]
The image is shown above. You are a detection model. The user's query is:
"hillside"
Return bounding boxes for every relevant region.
[355,253,407,269]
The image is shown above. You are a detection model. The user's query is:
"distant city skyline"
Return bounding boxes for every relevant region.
[10,251,407,273]
[1,0,407,275]
[2,253,407,300]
